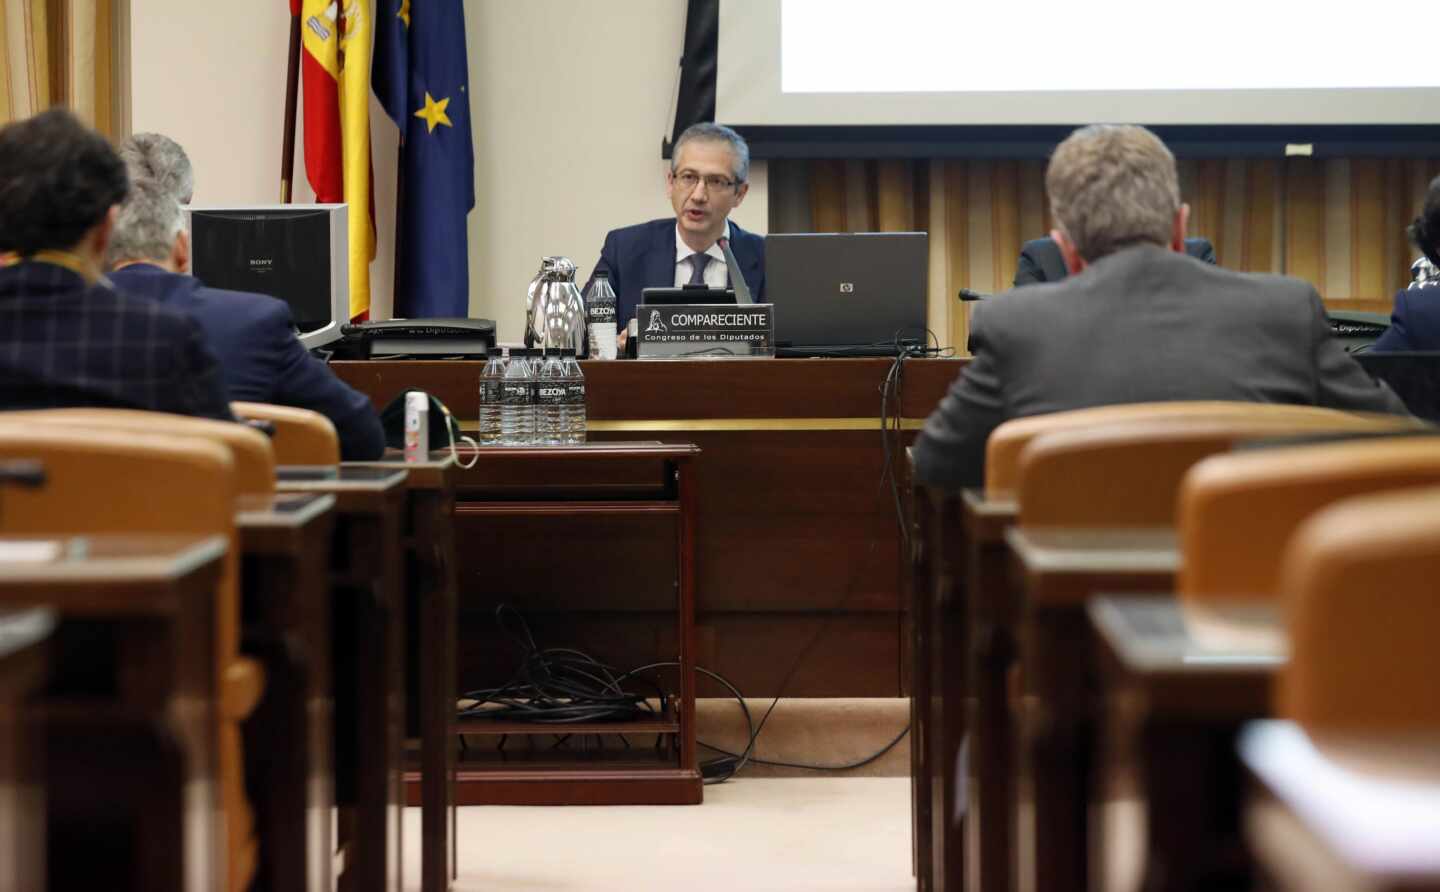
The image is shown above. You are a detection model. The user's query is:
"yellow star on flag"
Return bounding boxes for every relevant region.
[414,92,453,134]
[397,0,411,27]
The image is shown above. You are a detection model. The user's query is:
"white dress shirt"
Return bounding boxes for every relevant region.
[673,221,732,289]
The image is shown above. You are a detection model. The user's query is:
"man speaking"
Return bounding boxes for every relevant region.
[587,122,765,341]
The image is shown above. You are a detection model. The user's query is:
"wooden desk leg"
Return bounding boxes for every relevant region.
[1140,719,1251,892]
[970,537,1018,892]
[909,489,934,891]
[929,496,965,892]
[1025,605,1095,892]
[413,489,456,892]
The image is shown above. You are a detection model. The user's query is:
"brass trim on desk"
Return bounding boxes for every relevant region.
[456,417,928,433]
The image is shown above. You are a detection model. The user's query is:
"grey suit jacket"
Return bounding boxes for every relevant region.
[913,245,1409,489]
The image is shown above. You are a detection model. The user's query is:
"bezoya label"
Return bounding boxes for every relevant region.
[501,382,531,405]
[535,384,567,406]
[565,382,585,404]
[588,303,616,323]
[480,381,503,403]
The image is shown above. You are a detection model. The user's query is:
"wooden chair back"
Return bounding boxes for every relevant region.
[2,408,275,495]
[985,402,1402,498]
[1179,436,1440,600]
[0,413,264,890]
[1277,486,1440,730]
[231,402,340,466]
[1014,412,1419,528]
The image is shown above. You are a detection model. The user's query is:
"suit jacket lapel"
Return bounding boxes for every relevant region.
[643,222,676,295]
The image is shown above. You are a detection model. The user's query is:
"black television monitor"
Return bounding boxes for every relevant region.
[187,204,349,349]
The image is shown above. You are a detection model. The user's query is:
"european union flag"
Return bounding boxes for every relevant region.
[372,0,475,318]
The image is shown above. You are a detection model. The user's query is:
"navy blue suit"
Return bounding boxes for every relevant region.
[110,263,385,460]
[1014,236,1217,287]
[1372,286,1440,352]
[0,259,232,420]
[586,218,766,327]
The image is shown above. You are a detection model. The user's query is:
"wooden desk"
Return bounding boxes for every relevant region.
[334,357,965,697]
[1005,528,1179,892]
[236,491,336,892]
[449,443,701,806]
[907,481,1017,892]
[1241,722,1440,892]
[276,468,407,892]
[0,606,55,892]
[1091,596,1283,892]
[346,452,458,892]
[0,534,226,892]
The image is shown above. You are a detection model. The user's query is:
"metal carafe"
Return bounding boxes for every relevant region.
[525,256,587,352]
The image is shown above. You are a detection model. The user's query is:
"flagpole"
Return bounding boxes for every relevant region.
[280,4,302,203]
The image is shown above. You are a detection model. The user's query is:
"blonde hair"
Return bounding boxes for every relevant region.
[1045,124,1181,262]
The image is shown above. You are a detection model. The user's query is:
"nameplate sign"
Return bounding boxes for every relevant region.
[636,303,775,358]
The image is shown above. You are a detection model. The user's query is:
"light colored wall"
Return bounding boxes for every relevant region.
[467,0,766,340]
[127,1,768,335]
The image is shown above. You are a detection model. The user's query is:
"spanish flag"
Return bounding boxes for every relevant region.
[295,0,374,320]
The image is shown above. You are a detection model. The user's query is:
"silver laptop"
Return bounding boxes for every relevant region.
[765,232,928,355]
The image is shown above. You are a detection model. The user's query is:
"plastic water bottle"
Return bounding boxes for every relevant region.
[561,348,586,444]
[500,347,534,445]
[478,347,505,446]
[586,272,618,360]
[535,349,567,446]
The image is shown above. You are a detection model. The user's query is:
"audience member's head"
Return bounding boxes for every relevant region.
[667,122,750,249]
[107,179,189,273]
[117,132,194,204]
[1408,174,1440,268]
[1045,124,1188,269]
[0,109,128,268]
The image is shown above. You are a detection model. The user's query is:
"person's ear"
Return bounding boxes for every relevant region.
[90,205,119,260]
[733,181,749,207]
[172,228,191,273]
[1052,228,1085,276]
[1171,203,1190,252]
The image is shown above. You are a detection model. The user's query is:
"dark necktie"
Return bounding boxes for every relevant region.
[687,253,711,286]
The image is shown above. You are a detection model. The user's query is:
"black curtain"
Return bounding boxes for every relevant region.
[665,0,719,158]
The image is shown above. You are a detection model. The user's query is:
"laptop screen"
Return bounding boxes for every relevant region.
[765,232,928,349]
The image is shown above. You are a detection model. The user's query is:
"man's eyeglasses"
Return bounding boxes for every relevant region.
[671,170,740,193]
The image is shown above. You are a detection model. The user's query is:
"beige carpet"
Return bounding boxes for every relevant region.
[402,777,916,892]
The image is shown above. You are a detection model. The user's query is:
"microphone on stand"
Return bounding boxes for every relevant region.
[717,237,754,305]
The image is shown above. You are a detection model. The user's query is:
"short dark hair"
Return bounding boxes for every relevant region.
[1409,174,1440,268]
[0,109,129,255]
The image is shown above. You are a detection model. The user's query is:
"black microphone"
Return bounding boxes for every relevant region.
[958,288,988,302]
[717,236,754,305]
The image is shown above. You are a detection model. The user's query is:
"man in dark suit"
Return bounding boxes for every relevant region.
[1371,174,1440,352]
[107,134,384,460]
[1014,234,1216,286]
[587,122,765,344]
[0,110,232,420]
[914,124,1407,490]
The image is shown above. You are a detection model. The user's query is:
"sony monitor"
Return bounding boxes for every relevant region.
[187,204,349,350]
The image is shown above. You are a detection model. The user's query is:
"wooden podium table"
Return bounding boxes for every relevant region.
[449,442,702,806]
[333,357,965,700]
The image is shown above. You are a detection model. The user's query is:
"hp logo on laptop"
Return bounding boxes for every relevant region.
[838,282,855,293]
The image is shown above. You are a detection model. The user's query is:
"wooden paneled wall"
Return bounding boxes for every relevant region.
[1,0,126,137]
[769,157,1440,355]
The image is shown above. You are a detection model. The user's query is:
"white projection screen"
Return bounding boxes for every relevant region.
[717,0,1440,128]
